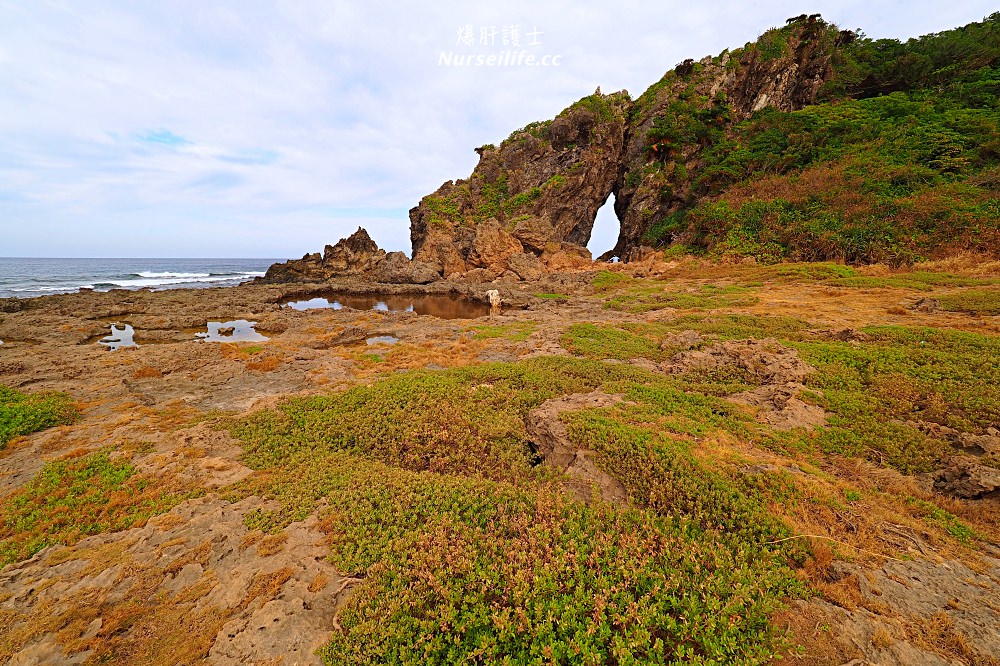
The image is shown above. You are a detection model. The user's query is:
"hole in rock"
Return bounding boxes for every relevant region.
[588,193,620,259]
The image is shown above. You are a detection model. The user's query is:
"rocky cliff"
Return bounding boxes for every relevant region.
[409,90,630,277]
[411,16,843,269]
[609,15,840,259]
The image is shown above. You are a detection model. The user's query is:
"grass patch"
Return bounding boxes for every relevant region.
[605,283,759,313]
[560,323,673,361]
[0,450,194,566]
[937,288,1000,315]
[466,322,537,342]
[0,385,77,448]
[227,451,804,665]
[229,358,653,483]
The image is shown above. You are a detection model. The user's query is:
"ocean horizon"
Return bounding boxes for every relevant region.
[0,257,282,298]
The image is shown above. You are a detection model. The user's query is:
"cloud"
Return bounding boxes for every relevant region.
[0,0,996,257]
[135,130,190,146]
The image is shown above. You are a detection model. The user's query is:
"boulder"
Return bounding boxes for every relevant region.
[467,218,524,272]
[372,252,440,284]
[541,242,593,271]
[933,457,1000,499]
[506,252,546,281]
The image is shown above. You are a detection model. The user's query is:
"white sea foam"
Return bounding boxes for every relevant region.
[136,271,211,278]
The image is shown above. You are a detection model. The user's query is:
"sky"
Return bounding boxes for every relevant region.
[0,1,996,259]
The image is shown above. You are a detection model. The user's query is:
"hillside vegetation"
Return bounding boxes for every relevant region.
[644,13,1000,264]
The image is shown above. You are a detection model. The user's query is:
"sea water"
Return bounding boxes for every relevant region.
[0,257,279,298]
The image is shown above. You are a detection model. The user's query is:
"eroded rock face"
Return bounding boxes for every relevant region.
[408,21,843,266]
[0,496,352,665]
[526,391,628,504]
[933,457,1000,499]
[259,229,439,285]
[663,338,827,430]
[409,90,630,275]
[261,227,386,283]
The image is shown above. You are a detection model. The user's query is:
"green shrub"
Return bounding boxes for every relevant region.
[0,385,77,448]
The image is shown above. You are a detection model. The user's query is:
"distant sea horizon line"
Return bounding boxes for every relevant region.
[0,257,282,298]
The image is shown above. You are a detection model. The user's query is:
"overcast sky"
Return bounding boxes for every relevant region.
[1,1,995,259]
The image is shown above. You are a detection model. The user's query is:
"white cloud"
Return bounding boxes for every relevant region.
[0,0,995,257]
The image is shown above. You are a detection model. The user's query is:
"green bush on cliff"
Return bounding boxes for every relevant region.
[642,14,1000,263]
[0,385,77,448]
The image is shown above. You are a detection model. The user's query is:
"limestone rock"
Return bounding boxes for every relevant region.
[371,252,440,284]
[259,227,386,283]
[322,227,386,273]
[527,392,628,504]
[541,243,593,271]
[506,252,546,281]
[467,218,524,272]
[933,456,1000,499]
[511,216,558,253]
[410,91,630,272]
[663,338,815,384]
[609,21,839,259]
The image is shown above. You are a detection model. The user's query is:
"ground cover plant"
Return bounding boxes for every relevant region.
[0,384,76,448]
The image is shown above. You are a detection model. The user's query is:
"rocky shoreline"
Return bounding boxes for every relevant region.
[2,251,999,663]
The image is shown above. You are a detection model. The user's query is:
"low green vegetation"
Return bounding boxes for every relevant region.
[606,282,758,312]
[592,271,759,312]
[937,288,1000,315]
[0,384,77,448]
[229,358,807,664]
[0,450,192,566]
[466,321,537,342]
[223,287,997,662]
[560,317,1000,475]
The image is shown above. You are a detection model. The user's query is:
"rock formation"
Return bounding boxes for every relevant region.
[408,90,631,276]
[259,228,439,285]
[608,17,838,259]
[262,17,846,284]
[411,17,841,268]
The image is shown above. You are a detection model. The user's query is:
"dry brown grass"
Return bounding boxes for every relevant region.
[246,356,282,372]
[308,571,330,593]
[163,540,212,575]
[132,366,163,379]
[344,337,489,377]
[256,533,288,557]
[240,530,264,551]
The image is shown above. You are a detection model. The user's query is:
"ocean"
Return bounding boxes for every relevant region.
[0,257,281,298]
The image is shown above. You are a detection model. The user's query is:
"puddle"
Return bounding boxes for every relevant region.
[366,335,399,345]
[283,293,490,319]
[196,320,270,343]
[99,324,139,351]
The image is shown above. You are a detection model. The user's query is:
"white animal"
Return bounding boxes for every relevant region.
[485,289,502,308]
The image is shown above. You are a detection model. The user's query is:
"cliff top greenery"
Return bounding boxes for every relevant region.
[643,13,1000,264]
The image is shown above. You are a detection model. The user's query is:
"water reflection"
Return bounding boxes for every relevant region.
[196,320,270,343]
[366,335,400,345]
[283,293,490,319]
[100,324,139,351]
